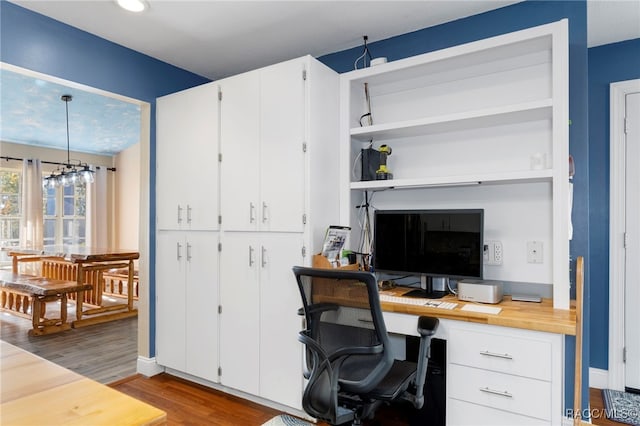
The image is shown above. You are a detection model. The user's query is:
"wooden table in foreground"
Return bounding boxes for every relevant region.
[7,246,139,328]
[0,340,166,425]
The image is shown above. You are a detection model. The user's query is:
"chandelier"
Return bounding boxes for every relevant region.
[43,95,95,188]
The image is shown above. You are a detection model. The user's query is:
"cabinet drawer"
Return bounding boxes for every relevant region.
[382,312,421,336]
[448,327,551,380]
[448,364,551,421]
[447,397,549,425]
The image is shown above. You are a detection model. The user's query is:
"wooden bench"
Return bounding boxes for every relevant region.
[103,267,139,300]
[0,270,92,336]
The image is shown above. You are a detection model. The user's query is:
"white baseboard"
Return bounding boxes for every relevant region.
[137,356,165,377]
[590,367,609,389]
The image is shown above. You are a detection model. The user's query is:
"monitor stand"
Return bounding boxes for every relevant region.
[403,276,449,299]
[403,289,447,299]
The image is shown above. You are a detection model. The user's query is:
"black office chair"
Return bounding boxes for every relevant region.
[292,266,439,425]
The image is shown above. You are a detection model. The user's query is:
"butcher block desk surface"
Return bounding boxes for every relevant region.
[0,340,166,425]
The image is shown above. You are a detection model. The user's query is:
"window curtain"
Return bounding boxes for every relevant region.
[86,167,108,248]
[19,159,43,249]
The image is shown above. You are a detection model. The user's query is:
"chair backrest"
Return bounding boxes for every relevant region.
[292,266,395,423]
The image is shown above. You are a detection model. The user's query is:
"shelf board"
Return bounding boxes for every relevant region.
[350,99,553,142]
[350,169,553,191]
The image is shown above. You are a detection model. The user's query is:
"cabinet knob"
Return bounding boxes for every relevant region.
[176,242,182,260]
[250,202,256,223]
[186,243,192,261]
[261,246,267,268]
[187,205,192,224]
[177,205,183,224]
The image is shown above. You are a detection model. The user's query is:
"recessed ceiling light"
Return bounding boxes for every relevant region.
[116,0,148,13]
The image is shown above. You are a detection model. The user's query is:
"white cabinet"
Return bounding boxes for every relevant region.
[155,55,339,413]
[339,20,570,308]
[157,82,219,231]
[219,58,306,233]
[156,230,219,383]
[447,323,563,425]
[219,232,304,409]
[217,56,340,410]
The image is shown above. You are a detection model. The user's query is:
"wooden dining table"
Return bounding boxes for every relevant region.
[0,340,166,425]
[6,246,139,328]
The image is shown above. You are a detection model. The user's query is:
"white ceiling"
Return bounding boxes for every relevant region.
[2,0,639,155]
[9,0,640,80]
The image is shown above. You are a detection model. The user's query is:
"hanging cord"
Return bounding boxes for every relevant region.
[63,94,72,165]
[354,35,374,70]
[356,191,375,269]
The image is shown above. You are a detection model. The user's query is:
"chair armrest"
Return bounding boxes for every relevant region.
[411,316,439,409]
[298,303,339,316]
[418,316,439,337]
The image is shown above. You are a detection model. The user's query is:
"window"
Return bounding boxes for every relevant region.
[0,168,87,258]
[0,169,21,263]
[43,182,87,248]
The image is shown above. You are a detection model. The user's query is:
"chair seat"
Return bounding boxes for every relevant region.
[365,360,418,401]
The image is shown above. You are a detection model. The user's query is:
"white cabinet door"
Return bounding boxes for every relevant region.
[219,232,260,395]
[184,231,219,382]
[220,60,307,233]
[156,230,187,371]
[259,59,306,233]
[220,72,260,232]
[219,232,303,408]
[259,233,304,408]
[157,83,219,231]
[156,230,219,382]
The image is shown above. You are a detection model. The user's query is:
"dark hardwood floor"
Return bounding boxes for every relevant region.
[0,308,628,425]
[111,374,630,426]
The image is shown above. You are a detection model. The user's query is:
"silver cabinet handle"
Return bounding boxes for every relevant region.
[250,202,256,223]
[479,387,513,398]
[262,202,268,223]
[480,350,513,360]
[186,243,192,261]
[187,205,192,224]
[176,242,182,260]
[249,246,255,267]
[177,205,183,224]
[261,246,267,267]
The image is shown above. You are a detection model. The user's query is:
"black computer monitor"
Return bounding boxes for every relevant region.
[373,209,484,297]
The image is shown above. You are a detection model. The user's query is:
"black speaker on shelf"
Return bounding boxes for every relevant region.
[361,147,381,181]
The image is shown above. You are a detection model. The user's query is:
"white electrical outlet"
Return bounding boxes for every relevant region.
[484,241,503,265]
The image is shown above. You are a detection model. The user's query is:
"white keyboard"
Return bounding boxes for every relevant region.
[379,293,458,310]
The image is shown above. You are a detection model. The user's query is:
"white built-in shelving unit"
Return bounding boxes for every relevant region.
[339,20,570,309]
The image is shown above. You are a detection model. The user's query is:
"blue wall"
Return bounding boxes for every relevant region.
[588,38,640,369]
[0,0,210,357]
[319,0,590,414]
